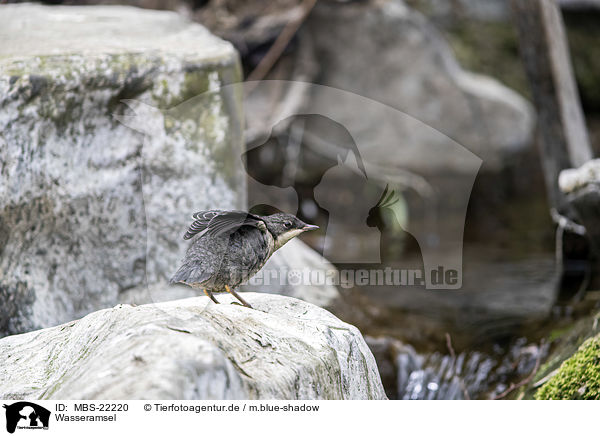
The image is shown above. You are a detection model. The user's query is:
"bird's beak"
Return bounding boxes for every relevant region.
[302,224,319,232]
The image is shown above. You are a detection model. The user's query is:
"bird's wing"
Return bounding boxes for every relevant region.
[191,210,222,222]
[204,211,266,238]
[183,210,265,240]
[183,209,223,239]
[183,210,221,240]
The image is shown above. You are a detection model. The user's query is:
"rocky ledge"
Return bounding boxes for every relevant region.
[0,293,386,400]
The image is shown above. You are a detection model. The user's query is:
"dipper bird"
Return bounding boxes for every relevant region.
[169,210,319,308]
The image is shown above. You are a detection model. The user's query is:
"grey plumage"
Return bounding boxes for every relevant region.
[170,210,318,307]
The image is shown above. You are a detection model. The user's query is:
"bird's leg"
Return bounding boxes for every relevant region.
[225,285,252,308]
[203,288,220,304]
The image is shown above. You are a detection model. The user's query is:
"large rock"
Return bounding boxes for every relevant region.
[410,0,600,23]
[0,293,386,400]
[0,5,244,337]
[410,0,511,22]
[308,0,534,172]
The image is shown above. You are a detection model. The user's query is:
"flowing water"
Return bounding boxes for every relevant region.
[395,338,549,400]
[367,334,550,400]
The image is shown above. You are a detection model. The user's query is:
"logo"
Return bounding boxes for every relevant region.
[3,402,50,433]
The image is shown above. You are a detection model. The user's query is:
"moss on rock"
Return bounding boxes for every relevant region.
[535,334,600,400]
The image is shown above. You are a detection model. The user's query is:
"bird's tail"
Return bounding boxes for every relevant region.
[169,264,210,286]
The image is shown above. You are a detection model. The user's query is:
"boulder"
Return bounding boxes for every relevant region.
[410,0,600,23]
[308,0,534,173]
[0,4,244,337]
[0,293,386,400]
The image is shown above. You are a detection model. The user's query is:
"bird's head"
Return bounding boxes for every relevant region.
[262,213,318,250]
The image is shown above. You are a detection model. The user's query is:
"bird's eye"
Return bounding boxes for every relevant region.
[284,221,292,229]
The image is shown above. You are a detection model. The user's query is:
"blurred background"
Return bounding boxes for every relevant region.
[2,0,600,399]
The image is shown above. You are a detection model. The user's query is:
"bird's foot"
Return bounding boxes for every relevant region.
[203,288,220,304]
[225,285,253,309]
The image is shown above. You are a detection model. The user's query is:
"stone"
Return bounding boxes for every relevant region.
[559,158,600,194]
[410,0,600,23]
[0,293,387,400]
[412,0,511,22]
[560,159,600,252]
[308,0,534,173]
[0,4,244,337]
[364,335,410,399]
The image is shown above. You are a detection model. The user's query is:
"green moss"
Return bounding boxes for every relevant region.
[160,60,244,194]
[181,70,211,102]
[535,335,600,400]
